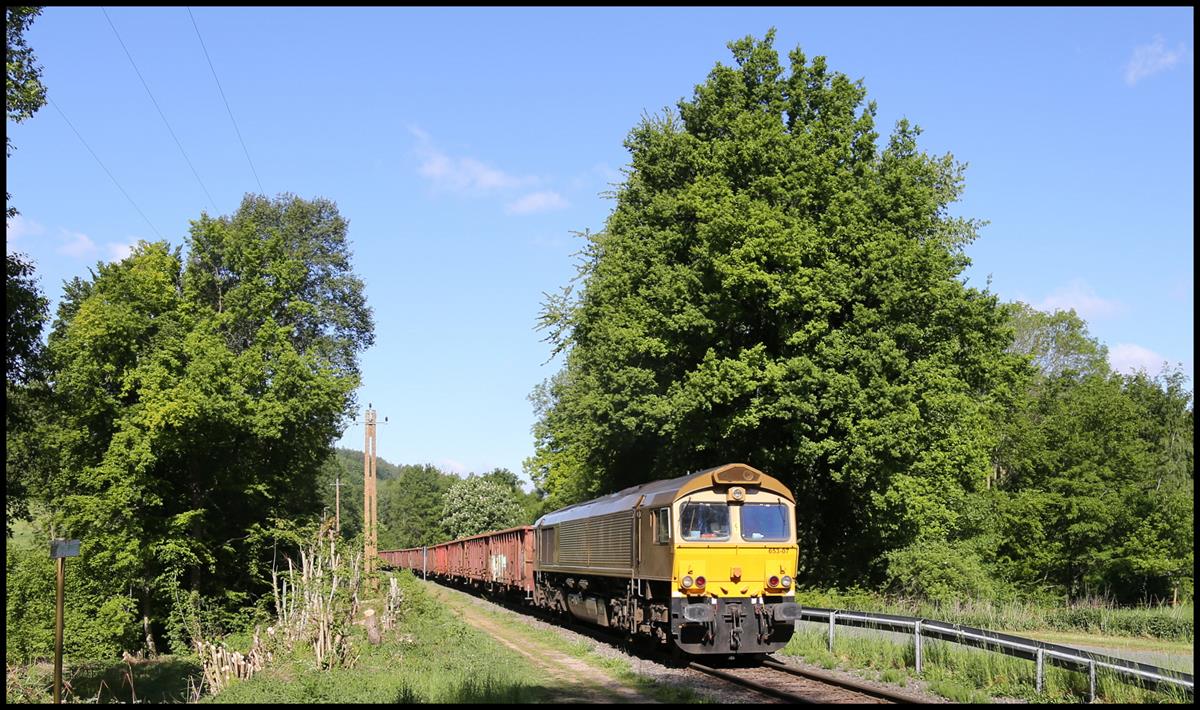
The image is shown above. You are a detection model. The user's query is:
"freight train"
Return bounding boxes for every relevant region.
[379,463,801,656]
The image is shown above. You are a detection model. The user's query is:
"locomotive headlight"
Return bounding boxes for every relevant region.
[681,575,694,589]
[781,575,793,589]
[730,486,745,501]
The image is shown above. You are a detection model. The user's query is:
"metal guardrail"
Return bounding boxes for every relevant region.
[796,607,1194,701]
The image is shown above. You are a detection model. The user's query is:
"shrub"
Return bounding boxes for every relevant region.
[884,540,997,603]
[5,544,138,664]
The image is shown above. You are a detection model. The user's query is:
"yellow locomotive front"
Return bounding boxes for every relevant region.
[531,463,800,656]
[665,464,800,654]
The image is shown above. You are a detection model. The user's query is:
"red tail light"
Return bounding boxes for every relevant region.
[768,575,781,588]
[695,576,706,589]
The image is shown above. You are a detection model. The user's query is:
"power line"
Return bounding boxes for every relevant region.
[49,97,165,241]
[101,6,219,213]
[187,6,266,197]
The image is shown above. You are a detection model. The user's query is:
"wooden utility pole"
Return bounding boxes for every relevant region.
[330,473,342,534]
[363,405,378,575]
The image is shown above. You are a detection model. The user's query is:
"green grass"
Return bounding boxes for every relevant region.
[7,518,43,551]
[5,656,202,704]
[795,589,1194,643]
[780,627,1193,704]
[208,572,551,703]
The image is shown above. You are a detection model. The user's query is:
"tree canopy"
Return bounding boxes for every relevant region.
[528,30,1022,584]
[440,475,524,540]
[19,194,374,659]
[7,5,48,217]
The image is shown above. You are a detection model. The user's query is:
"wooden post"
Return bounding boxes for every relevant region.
[364,608,381,645]
[54,556,64,704]
[49,539,79,705]
[363,407,377,576]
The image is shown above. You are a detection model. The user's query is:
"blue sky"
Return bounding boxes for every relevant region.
[6,7,1193,485]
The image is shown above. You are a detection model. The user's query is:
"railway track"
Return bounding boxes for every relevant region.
[689,658,933,704]
[425,576,933,703]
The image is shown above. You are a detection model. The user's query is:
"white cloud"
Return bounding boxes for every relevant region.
[6,215,45,249]
[505,191,568,215]
[1124,36,1188,86]
[106,239,138,261]
[411,127,532,193]
[594,162,622,183]
[438,458,467,475]
[1109,343,1168,376]
[56,229,97,258]
[1035,279,1125,320]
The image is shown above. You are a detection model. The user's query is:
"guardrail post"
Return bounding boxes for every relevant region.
[1035,648,1044,693]
[914,619,923,674]
[1088,660,1096,702]
[828,611,836,652]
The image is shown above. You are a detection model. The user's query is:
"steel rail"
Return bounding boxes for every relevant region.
[688,661,817,704]
[761,658,928,703]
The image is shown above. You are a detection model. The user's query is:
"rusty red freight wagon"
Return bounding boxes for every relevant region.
[380,525,535,594]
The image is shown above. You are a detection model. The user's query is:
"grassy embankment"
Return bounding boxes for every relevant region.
[7,570,708,703]
[209,571,561,703]
[213,571,710,703]
[780,589,1193,703]
[796,588,1194,642]
[8,572,543,703]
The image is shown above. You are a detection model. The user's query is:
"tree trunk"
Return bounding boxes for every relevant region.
[143,591,159,657]
[364,607,381,646]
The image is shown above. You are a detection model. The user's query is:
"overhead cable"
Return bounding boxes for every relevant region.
[187,6,266,197]
[102,6,219,213]
[49,97,165,241]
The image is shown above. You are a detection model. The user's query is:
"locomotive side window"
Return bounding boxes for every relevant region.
[655,508,671,543]
[680,502,730,541]
[739,503,790,541]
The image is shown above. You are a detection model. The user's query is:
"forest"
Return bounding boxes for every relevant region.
[6,13,1192,667]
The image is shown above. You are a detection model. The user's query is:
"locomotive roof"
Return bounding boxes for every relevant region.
[534,463,793,527]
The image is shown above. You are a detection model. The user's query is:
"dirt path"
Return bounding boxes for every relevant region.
[426,583,659,704]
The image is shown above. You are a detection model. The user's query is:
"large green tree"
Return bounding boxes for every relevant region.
[6,6,51,533]
[34,194,373,657]
[981,303,1193,602]
[528,31,1022,584]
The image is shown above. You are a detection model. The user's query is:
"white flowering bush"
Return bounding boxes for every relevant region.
[440,478,522,539]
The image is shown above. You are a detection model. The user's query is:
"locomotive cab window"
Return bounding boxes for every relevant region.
[739,503,790,541]
[680,502,730,541]
[655,508,671,543]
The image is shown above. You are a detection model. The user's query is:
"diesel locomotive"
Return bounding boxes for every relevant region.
[379,463,802,656]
